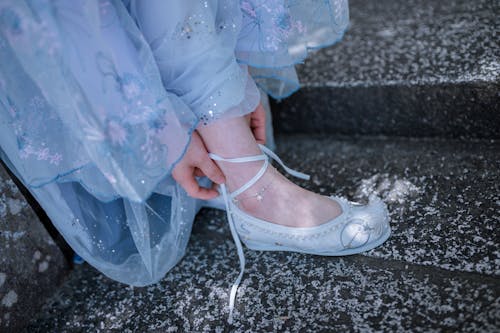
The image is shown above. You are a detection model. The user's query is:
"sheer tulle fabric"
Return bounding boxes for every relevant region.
[0,0,349,286]
[0,0,200,285]
[236,0,349,98]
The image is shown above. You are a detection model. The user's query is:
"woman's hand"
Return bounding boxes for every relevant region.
[246,103,266,144]
[172,131,225,199]
[174,101,266,199]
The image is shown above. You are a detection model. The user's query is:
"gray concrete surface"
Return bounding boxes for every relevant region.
[0,164,67,332]
[278,136,500,277]
[25,136,500,332]
[273,0,500,138]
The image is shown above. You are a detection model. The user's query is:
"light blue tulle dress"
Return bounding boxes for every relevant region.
[0,0,349,286]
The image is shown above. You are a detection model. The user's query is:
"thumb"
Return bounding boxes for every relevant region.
[199,155,226,185]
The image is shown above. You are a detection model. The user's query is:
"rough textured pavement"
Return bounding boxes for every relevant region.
[26,136,500,332]
[0,164,67,332]
[273,0,500,138]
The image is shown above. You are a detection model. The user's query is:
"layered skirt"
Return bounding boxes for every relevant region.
[0,0,349,285]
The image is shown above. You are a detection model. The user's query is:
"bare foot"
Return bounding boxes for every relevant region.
[197,115,341,228]
[223,163,342,228]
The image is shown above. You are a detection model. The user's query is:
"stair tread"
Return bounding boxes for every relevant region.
[27,247,499,332]
[299,0,498,87]
[276,136,499,277]
[27,136,500,332]
[273,0,499,139]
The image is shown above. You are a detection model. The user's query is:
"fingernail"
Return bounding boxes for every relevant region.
[215,175,225,184]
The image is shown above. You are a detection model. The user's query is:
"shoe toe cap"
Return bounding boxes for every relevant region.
[348,197,390,237]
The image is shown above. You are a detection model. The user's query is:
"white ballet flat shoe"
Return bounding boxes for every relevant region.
[208,144,391,321]
[232,195,390,255]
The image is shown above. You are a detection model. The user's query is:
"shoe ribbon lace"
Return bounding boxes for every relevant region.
[208,144,310,323]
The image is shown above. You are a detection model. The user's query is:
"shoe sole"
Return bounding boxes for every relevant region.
[242,225,391,256]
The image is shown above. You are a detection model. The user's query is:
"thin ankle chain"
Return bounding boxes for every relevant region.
[232,179,274,205]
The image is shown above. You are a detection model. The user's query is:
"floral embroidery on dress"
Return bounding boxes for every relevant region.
[106,119,128,146]
[0,89,65,165]
[18,138,62,165]
[1,5,61,54]
[239,0,305,52]
[95,52,170,166]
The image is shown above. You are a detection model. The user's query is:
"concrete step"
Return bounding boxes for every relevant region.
[275,135,499,277]
[272,0,500,139]
[0,164,68,332]
[26,136,500,332]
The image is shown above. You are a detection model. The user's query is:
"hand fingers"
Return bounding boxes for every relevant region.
[250,104,266,144]
[211,182,220,193]
[251,122,266,144]
[174,167,220,200]
[194,166,225,190]
[193,168,204,177]
[198,154,226,185]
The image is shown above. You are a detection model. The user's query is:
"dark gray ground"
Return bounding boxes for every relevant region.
[273,0,500,138]
[0,164,67,332]
[26,136,500,332]
[303,0,498,86]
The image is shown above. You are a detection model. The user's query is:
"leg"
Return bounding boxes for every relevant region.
[197,116,342,228]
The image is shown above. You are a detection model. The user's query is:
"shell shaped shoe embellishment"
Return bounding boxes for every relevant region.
[208,144,391,322]
[342,219,372,249]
